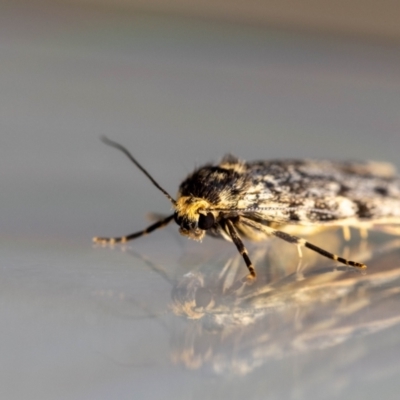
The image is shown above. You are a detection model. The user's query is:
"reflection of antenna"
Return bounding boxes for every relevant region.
[101,136,176,205]
[126,248,174,286]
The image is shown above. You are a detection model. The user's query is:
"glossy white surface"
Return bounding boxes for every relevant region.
[2,3,400,399]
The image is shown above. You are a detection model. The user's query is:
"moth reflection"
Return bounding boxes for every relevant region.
[93,231,400,378]
[132,234,400,376]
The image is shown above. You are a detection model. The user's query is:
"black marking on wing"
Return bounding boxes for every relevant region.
[354,200,375,219]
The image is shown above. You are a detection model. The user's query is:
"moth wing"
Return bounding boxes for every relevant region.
[335,160,397,179]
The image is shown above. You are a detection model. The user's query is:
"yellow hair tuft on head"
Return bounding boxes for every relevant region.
[175,196,211,220]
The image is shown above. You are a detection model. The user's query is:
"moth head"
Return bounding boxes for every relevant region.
[174,196,216,241]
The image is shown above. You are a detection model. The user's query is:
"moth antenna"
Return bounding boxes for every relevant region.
[100,136,176,205]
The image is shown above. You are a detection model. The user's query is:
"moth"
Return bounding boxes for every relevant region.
[93,137,400,281]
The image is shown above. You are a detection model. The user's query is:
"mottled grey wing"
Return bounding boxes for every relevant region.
[237,159,400,225]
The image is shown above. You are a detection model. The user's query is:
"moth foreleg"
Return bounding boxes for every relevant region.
[241,218,366,269]
[93,214,174,245]
[225,219,257,281]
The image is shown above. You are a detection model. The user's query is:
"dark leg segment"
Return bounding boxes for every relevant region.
[225,219,257,280]
[93,214,174,244]
[241,218,366,269]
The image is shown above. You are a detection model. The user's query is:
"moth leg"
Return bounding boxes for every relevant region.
[241,218,366,269]
[225,219,257,281]
[342,225,351,241]
[93,214,174,245]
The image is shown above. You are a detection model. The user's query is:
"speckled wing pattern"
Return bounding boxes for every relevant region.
[235,158,400,224]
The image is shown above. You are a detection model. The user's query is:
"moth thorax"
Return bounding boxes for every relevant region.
[175,196,211,220]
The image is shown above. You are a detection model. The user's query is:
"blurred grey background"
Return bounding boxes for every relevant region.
[1,1,400,399]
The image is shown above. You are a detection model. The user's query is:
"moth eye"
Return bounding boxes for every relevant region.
[173,212,181,226]
[198,212,215,230]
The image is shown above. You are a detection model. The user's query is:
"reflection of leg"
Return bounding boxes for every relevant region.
[295,259,305,281]
[342,225,351,241]
[373,225,400,236]
[296,244,303,258]
[342,244,350,262]
[241,218,366,269]
[93,214,174,244]
[359,227,369,240]
[225,219,256,280]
